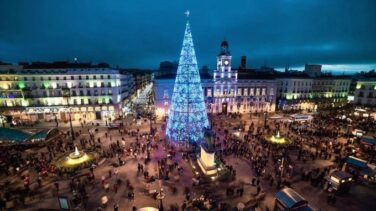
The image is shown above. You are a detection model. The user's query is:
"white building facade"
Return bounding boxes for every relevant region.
[277,77,351,110]
[0,64,134,122]
[154,41,278,119]
[354,79,376,107]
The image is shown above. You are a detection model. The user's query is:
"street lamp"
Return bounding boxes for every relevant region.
[263,112,268,128]
[63,88,75,141]
[68,105,75,141]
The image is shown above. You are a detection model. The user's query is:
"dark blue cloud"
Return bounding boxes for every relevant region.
[0,0,375,71]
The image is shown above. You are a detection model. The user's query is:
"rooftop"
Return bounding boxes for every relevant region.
[22,61,110,69]
[275,187,308,209]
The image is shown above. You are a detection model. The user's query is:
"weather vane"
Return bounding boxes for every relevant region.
[185,10,190,18]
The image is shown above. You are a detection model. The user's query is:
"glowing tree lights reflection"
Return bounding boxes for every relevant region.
[166,19,209,143]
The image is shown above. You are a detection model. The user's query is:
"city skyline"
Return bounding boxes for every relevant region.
[1,1,376,72]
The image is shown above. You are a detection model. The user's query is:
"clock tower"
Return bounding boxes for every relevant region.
[212,40,238,113]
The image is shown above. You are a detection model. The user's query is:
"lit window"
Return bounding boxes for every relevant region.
[250,88,254,96]
[207,89,212,97]
[237,88,242,96]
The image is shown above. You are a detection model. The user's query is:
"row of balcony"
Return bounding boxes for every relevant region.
[0,101,116,108]
[0,94,115,98]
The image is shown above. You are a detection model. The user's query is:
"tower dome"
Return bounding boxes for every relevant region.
[221,40,229,48]
[219,40,230,56]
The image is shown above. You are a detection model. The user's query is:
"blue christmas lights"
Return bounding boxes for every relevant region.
[166,21,209,143]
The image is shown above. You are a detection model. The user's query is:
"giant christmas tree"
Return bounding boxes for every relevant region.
[166,19,209,143]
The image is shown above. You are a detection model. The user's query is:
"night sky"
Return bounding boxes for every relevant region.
[0,0,375,72]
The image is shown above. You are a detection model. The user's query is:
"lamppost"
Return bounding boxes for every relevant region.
[54,114,59,128]
[63,88,75,141]
[68,105,75,141]
[263,112,268,128]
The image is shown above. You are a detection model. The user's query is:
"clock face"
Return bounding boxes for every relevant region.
[224,60,229,66]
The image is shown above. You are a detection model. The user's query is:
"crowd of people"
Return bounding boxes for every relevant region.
[0,107,375,210]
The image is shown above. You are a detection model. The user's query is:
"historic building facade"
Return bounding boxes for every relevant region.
[276,76,351,110]
[354,79,376,107]
[0,62,135,122]
[154,41,278,119]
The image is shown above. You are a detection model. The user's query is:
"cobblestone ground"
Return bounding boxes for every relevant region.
[1,113,375,211]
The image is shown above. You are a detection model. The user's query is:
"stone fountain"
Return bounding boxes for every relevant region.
[268,131,289,145]
[64,146,91,166]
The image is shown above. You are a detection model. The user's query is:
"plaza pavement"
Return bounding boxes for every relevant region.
[2,113,376,210]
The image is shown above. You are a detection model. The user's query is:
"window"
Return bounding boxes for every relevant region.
[101,82,104,87]
[56,77,59,80]
[107,75,111,79]
[86,75,89,80]
[256,88,260,96]
[63,77,67,80]
[87,90,91,95]
[81,99,84,105]
[244,88,248,96]
[79,76,82,80]
[250,88,254,96]
[100,75,104,79]
[88,99,92,104]
[93,75,97,79]
[261,88,266,95]
[237,88,242,96]
[207,89,212,97]
[48,77,51,80]
[79,90,84,96]
[73,99,77,105]
[108,82,112,87]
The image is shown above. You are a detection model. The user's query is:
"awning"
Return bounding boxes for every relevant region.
[275,187,308,209]
[361,137,376,145]
[346,156,367,169]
